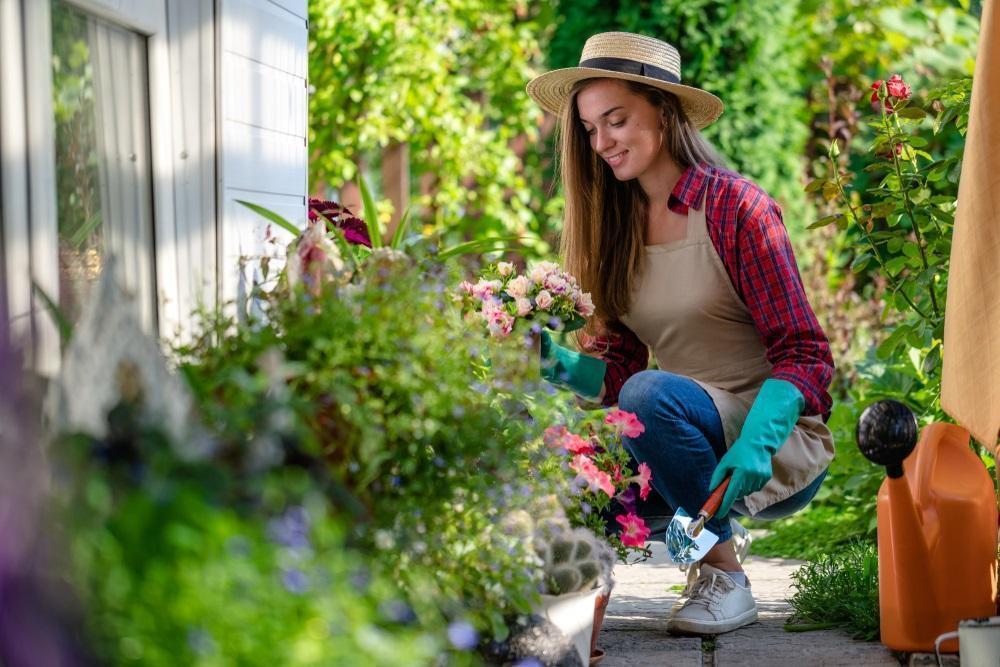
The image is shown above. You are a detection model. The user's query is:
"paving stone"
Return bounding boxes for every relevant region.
[597,543,901,666]
[712,616,898,666]
[599,629,702,667]
[909,652,958,666]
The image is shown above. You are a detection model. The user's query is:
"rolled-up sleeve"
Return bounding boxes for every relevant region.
[582,320,649,407]
[733,194,834,418]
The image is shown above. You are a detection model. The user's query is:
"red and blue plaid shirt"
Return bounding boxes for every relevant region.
[592,163,834,418]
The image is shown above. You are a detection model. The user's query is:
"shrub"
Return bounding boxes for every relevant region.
[785,540,881,640]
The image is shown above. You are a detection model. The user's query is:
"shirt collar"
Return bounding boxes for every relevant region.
[670,163,712,211]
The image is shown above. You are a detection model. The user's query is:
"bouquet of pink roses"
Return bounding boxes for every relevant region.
[543,408,653,561]
[456,261,595,339]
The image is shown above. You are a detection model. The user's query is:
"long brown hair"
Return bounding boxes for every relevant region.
[555,78,725,340]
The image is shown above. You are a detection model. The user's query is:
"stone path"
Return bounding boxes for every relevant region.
[597,541,906,667]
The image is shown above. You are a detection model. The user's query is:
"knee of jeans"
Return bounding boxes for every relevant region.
[618,370,686,423]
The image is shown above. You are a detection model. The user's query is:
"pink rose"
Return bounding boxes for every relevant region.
[576,292,595,317]
[535,290,553,310]
[886,74,911,100]
[497,261,515,277]
[515,297,532,317]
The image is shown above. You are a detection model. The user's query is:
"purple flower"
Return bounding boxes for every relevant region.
[447,620,479,650]
[281,568,309,594]
[267,506,311,549]
[308,197,372,247]
[514,659,543,667]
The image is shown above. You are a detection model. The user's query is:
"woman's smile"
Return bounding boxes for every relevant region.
[605,150,628,167]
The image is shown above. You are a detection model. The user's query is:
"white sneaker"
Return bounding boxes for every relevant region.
[667,564,758,635]
[677,522,750,598]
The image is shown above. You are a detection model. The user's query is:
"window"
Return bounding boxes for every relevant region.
[51,0,156,329]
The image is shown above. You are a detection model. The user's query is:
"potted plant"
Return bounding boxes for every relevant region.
[502,498,615,665]
[540,410,655,664]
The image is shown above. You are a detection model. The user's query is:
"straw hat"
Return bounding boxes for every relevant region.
[526,32,724,129]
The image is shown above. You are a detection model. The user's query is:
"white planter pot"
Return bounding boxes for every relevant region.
[537,587,600,665]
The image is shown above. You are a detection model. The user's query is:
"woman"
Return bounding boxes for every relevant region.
[527,32,835,635]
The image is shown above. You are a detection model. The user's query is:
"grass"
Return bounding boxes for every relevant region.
[784,539,880,640]
[748,505,874,560]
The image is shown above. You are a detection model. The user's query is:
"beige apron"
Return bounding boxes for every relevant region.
[620,188,834,516]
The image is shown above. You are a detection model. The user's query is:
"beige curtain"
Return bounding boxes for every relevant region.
[941,0,1000,456]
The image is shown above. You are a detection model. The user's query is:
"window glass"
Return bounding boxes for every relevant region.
[51,0,156,329]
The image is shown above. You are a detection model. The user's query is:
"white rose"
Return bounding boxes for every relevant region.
[497,261,514,277]
[505,275,531,298]
[515,297,532,317]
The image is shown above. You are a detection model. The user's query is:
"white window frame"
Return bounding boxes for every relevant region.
[6,0,179,372]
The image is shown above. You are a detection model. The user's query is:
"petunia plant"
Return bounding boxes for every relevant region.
[543,409,653,563]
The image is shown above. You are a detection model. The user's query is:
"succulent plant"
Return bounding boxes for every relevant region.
[537,527,608,595]
[501,495,614,596]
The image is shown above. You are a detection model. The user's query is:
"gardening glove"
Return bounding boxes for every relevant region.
[539,330,606,402]
[709,378,805,518]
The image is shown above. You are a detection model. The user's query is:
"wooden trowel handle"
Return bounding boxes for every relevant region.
[700,476,732,520]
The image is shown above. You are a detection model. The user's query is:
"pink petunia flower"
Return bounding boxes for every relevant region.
[570,455,615,497]
[616,513,651,547]
[635,463,652,500]
[562,433,595,455]
[605,409,645,439]
[543,425,568,449]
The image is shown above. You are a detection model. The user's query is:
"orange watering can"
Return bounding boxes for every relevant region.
[856,400,998,653]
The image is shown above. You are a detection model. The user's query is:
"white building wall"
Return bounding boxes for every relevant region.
[217,0,308,311]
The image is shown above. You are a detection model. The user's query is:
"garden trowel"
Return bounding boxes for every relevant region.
[664,476,731,564]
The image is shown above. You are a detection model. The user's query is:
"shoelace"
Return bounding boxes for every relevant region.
[686,573,734,612]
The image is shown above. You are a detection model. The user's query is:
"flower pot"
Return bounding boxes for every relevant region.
[537,587,600,665]
[590,591,611,664]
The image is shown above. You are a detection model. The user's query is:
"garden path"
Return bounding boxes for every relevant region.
[599,540,915,666]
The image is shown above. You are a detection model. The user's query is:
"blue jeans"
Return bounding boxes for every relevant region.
[614,369,827,544]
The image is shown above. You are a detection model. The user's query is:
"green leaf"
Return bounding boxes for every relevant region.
[876,326,910,360]
[804,179,829,193]
[896,107,926,120]
[851,253,873,273]
[822,182,840,202]
[807,214,844,230]
[31,280,72,344]
[235,200,301,237]
[885,256,908,275]
[438,237,524,259]
[389,205,414,250]
[357,176,382,249]
[906,135,928,147]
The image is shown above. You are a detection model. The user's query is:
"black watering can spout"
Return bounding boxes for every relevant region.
[855,399,919,478]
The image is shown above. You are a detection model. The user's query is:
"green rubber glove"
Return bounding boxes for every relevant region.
[539,330,606,401]
[709,378,805,518]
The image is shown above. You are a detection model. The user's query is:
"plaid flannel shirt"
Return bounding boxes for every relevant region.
[592,164,834,418]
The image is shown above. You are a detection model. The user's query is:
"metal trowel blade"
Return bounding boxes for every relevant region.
[664,507,720,564]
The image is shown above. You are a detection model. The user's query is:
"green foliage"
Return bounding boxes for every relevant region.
[758,73,974,561]
[175,249,572,639]
[549,0,811,226]
[308,0,559,248]
[809,75,971,420]
[65,468,444,666]
[785,540,881,640]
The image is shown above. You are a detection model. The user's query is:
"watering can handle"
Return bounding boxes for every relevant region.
[701,476,732,520]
